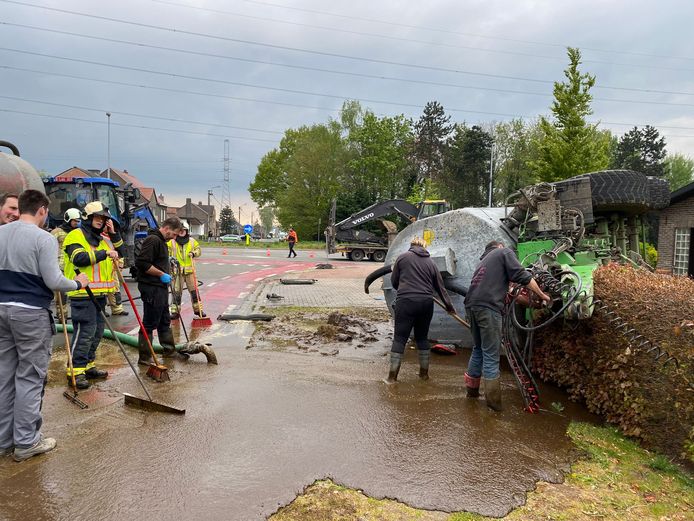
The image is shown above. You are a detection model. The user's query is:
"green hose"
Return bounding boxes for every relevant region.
[56,324,187,353]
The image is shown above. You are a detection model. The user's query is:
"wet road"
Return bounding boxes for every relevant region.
[0,249,597,520]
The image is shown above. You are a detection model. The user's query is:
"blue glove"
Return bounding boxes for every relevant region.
[160,273,172,284]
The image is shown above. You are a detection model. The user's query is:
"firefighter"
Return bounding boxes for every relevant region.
[51,208,81,320]
[63,202,125,389]
[168,221,204,319]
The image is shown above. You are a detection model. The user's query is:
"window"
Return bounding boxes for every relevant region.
[673,228,691,276]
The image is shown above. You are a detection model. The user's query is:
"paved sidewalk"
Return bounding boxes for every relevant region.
[262,262,388,309]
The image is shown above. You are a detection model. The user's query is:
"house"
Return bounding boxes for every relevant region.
[102,168,168,224]
[174,198,217,238]
[656,180,694,276]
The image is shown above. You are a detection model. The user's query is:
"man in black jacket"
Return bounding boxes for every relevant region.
[464,241,550,411]
[135,217,183,365]
[386,237,455,383]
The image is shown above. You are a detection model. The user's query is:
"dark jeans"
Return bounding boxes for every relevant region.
[70,296,106,370]
[390,297,433,354]
[288,241,297,257]
[138,283,171,335]
[465,306,502,379]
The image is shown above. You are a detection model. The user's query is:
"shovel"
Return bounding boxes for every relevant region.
[79,277,185,415]
[433,297,470,329]
[57,292,88,409]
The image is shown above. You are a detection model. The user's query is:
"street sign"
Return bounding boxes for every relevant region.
[243,224,253,234]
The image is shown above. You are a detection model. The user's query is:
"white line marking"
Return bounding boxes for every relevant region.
[253,277,263,282]
[216,262,224,266]
[222,275,231,280]
[265,273,277,278]
[238,292,248,298]
[208,282,217,287]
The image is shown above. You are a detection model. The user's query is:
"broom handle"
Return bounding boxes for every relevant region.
[77,273,153,402]
[189,256,205,318]
[433,297,470,329]
[56,292,78,392]
[113,263,162,366]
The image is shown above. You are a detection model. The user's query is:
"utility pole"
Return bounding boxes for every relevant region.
[488,142,495,207]
[106,112,111,179]
[238,206,242,226]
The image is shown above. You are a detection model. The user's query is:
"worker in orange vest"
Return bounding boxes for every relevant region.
[287,227,298,258]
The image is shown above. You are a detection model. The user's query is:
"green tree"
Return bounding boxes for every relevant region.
[412,101,454,192]
[440,124,493,208]
[492,119,541,204]
[664,153,694,191]
[258,206,275,236]
[532,47,610,182]
[219,206,237,235]
[249,130,300,207]
[274,122,350,240]
[611,126,667,176]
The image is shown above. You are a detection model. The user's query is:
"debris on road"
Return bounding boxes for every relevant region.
[280,278,318,285]
[217,313,276,322]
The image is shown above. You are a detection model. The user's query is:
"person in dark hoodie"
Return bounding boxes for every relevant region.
[386,237,455,383]
[463,241,550,411]
[135,217,183,365]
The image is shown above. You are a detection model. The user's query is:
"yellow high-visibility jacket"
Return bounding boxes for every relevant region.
[168,237,201,274]
[63,229,117,297]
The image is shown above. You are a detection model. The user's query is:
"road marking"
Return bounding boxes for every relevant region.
[208,282,217,287]
[253,277,264,282]
[216,263,224,266]
[238,292,248,298]
[261,265,270,267]
[239,271,250,275]
[266,273,277,278]
[222,275,231,280]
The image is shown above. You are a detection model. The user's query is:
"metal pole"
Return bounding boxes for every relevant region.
[106,112,111,179]
[488,142,494,207]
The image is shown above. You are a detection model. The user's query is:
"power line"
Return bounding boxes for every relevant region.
[7,23,694,105]
[3,47,694,114]
[2,0,692,97]
[0,94,283,135]
[148,0,694,74]
[234,0,694,63]
[0,108,279,143]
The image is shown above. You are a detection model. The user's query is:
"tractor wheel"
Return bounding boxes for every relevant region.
[578,169,650,213]
[647,176,670,209]
[372,250,386,263]
[350,249,365,262]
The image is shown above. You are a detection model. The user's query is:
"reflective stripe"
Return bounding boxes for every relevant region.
[64,229,116,297]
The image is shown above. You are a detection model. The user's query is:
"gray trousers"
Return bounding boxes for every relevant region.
[0,305,54,449]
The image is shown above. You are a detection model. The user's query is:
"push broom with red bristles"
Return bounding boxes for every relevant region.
[114,264,170,382]
[190,257,213,327]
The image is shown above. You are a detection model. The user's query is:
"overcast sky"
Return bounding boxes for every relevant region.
[2,0,693,219]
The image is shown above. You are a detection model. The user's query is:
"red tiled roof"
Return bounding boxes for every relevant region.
[101,168,145,188]
[54,166,91,179]
[139,187,154,201]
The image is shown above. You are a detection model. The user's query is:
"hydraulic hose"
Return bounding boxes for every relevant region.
[511,270,582,332]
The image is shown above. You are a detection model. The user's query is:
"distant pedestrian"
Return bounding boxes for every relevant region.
[385,237,455,383]
[463,241,550,411]
[135,217,183,365]
[287,227,298,258]
[0,189,89,462]
[0,193,19,225]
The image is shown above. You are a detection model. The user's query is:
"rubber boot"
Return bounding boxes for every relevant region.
[137,330,154,366]
[85,367,108,379]
[384,352,402,384]
[418,349,430,380]
[71,374,90,390]
[465,373,481,398]
[483,377,503,411]
[158,329,177,357]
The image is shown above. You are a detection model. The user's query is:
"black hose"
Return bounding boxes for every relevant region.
[364,265,392,294]
[511,270,582,332]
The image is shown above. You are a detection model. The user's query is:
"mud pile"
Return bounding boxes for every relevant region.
[533,264,694,463]
[248,309,392,358]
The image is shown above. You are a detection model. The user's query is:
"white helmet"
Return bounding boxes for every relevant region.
[181,221,190,231]
[64,208,81,222]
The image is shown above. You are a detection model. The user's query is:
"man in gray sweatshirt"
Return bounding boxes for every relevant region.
[0,189,89,462]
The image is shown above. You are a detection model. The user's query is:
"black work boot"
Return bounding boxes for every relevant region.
[418,350,430,380]
[69,374,90,390]
[85,367,108,379]
[138,330,153,366]
[384,352,402,384]
[483,377,503,411]
[158,329,177,357]
[464,372,481,398]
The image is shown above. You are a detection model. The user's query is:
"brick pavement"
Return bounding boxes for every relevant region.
[259,262,388,309]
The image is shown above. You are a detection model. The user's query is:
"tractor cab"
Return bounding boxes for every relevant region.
[417,200,451,219]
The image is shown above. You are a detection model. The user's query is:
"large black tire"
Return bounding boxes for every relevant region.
[372,250,386,262]
[350,249,365,262]
[578,170,650,213]
[647,176,670,210]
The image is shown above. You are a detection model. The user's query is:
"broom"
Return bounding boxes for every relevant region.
[57,292,88,409]
[113,263,170,382]
[189,256,212,327]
